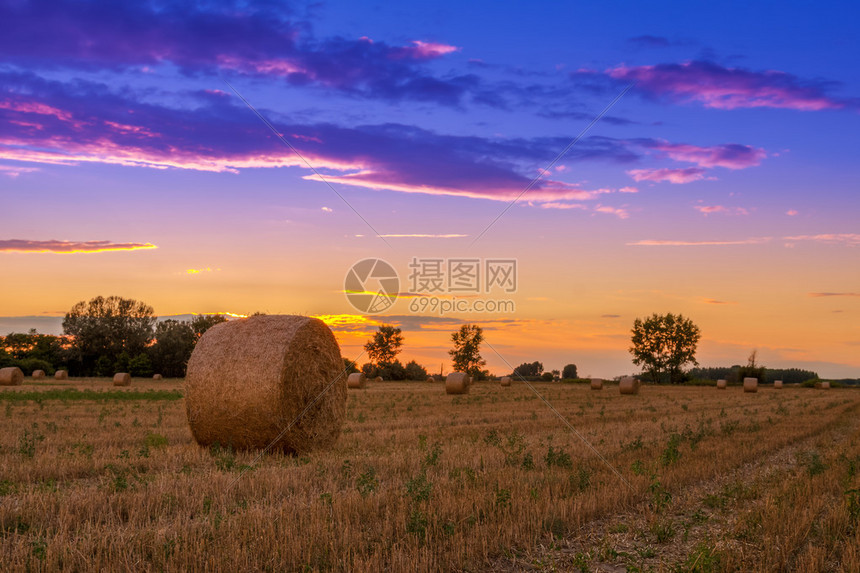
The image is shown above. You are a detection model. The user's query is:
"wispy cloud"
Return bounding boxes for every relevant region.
[354,233,468,239]
[703,298,736,305]
[783,234,860,246]
[628,237,771,246]
[694,205,750,216]
[186,267,220,274]
[647,141,766,169]
[0,239,157,254]
[606,61,853,111]
[627,167,710,184]
[808,292,860,298]
[0,164,39,177]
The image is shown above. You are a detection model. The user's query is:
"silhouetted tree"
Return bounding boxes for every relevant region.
[629,313,701,384]
[364,325,404,365]
[449,324,486,378]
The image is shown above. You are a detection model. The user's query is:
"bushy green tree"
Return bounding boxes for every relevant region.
[404,360,428,380]
[629,313,701,384]
[364,325,404,365]
[128,353,153,377]
[513,361,543,377]
[149,320,196,378]
[562,364,578,379]
[62,296,155,375]
[449,324,486,378]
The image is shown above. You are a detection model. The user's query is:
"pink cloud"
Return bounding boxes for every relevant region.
[539,202,587,210]
[783,234,860,246]
[650,141,766,169]
[627,167,709,184]
[594,205,629,219]
[619,186,638,193]
[628,237,771,246]
[786,209,798,216]
[694,205,750,216]
[608,61,848,111]
[0,164,39,178]
[408,41,460,58]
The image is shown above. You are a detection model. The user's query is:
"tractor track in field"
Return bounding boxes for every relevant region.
[487,402,859,572]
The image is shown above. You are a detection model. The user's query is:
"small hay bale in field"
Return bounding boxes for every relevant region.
[619,377,639,395]
[153,374,163,381]
[185,314,345,453]
[113,373,131,386]
[774,380,783,389]
[32,369,46,380]
[820,381,830,390]
[347,372,366,389]
[426,376,434,383]
[716,379,727,389]
[54,370,68,380]
[0,367,24,386]
[590,378,603,390]
[500,376,512,387]
[374,376,383,383]
[743,377,758,393]
[446,372,470,394]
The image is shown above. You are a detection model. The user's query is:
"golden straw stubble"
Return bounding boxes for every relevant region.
[184,315,346,453]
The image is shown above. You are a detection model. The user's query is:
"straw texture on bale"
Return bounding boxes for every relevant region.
[153,374,163,381]
[821,381,830,389]
[113,373,131,386]
[185,315,345,453]
[500,376,512,387]
[0,367,24,386]
[774,380,783,389]
[445,372,470,394]
[743,377,758,393]
[619,376,640,395]
[54,370,68,380]
[590,378,603,390]
[347,372,366,389]
[716,379,727,389]
[32,370,46,380]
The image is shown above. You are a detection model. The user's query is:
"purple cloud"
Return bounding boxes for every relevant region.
[607,61,853,111]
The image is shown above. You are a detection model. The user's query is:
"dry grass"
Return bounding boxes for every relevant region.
[1,378,858,571]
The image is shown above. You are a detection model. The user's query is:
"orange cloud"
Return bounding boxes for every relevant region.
[0,239,157,254]
[628,237,771,246]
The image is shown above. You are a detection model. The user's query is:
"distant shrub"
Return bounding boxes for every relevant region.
[541,372,554,382]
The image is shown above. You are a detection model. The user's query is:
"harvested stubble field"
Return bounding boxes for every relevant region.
[2,379,859,572]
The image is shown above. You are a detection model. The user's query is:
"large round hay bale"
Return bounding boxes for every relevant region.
[32,369,46,380]
[820,381,830,390]
[446,372,470,394]
[185,315,345,453]
[113,373,131,386]
[0,367,24,386]
[590,378,603,390]
[716,379,727,389]
[743,377,758,393]
[773,380,783,389]
[619,376,639,395]
[347,372,366,389]
[500,376,512,387]
[153,374,163,381]
[54,370,68,380]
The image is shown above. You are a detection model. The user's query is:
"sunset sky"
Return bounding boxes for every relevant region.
[1,1,858,377]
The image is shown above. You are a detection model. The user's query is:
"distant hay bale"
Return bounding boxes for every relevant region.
[153,374,163,381]
[743,377,758,393]
[347,372,367,389]
[821,381,830,390]
[774,380,783,389]
[446,372,470,394]
[716,379,727,389]
[113,373,131,386]
[500,376,512,387]
[426,377,434,383]
[590,378,603,390]
[0,367,24,386]
[54,370,68,380]
[32,370,46,380]
[374,376,383,383]
[619,377,639,395]
[185,315,345,453]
